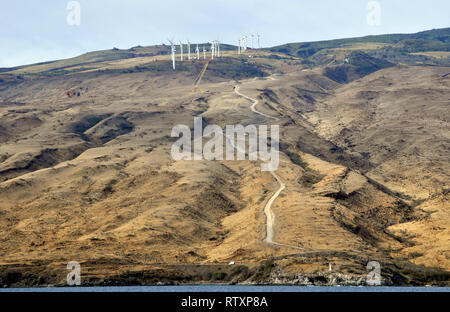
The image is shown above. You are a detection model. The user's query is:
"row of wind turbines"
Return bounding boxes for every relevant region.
[238,33,261,54]
[168,40,221,70]
[168,33,261,70]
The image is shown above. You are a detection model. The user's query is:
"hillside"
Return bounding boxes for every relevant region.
[269,27,450,66]
[0,29,449,287]
[322,51,395,83]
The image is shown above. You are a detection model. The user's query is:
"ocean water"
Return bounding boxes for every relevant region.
[1,285,449,292]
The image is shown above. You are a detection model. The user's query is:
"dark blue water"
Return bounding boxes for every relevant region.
[1,285,448,292]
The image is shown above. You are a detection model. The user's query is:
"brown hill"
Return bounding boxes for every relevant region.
[0,46,448,286]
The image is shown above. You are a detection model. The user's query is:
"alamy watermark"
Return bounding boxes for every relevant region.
[366,261,382,285]
[67,1,81,26]
[171,117,279,172]
[366,1,381,26]
[67,261,81,285]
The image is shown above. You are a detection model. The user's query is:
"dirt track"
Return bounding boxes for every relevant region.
[234,83,303,250]
[0,50,448,286]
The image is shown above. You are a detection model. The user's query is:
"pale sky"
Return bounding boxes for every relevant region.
[0,0,449,67]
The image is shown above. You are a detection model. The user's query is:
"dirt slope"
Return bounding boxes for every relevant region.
[0,50,448,286]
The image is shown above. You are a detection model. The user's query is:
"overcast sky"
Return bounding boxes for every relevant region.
[1,0,449,67]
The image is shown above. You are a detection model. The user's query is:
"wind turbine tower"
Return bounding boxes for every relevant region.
[211,41,215,59]
[203,46,206,60]
[238,39,241,54]
[168,40,176,70]
[257,33,261,49]
[187,40,191,60]
[251,34,254,49]
[217,41,220,57]
[179,41,184,61]
[196,44,200,60]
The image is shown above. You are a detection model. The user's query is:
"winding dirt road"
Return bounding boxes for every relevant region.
[263,171,285,244]
[233,81,362,254]
[233,83,308,249]
[234,85,279,121]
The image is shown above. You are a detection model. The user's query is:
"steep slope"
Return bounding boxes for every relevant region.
[323,51,395,83]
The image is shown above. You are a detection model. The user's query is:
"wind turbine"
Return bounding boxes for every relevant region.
[196,44,200,60]
[251,34,254,49]
[203,46,206,60]
[257,33,261,49]
[179,41,183,61]
[168,39,176,70]
[211,41,215,59]
[187,40,191,60]
[238,39,241,54]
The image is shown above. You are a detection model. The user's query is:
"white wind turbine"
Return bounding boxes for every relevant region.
[251,34,254,49]
[187,40,191,60]
[168,39,176,70]
[238,39,241,54]
[217,41,220,57]
[179,40,183,61]
[211,41,215,59]
[196,44,200,60]
[257,33,261,49]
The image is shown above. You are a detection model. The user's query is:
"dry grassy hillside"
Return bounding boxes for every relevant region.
[0,46,448,286]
